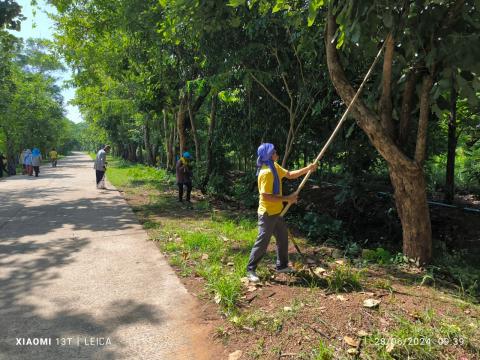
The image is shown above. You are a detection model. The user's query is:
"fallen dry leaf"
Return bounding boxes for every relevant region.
[357,330,370,337]
[247,286,257,292]
[344,336,360,348]
[386,341,394,353]
[214,293,221,304]
[228,350,243,360]
[201,253,209,261]
[336,295,347,301]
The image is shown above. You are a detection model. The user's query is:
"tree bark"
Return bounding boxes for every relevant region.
[177,96,187,156]
[137,144,144,164]
[165,111,176,170]
[127,143,137,162]
[5,129,16,175]
[143,119,154,166]
[326,9,432,264]
[202,93,217,192]
[187,99,201,163]
[389,164,432,263]
[398,70,418,146]
[379,34,395,139]
[414,74,434,165]
[444,75,457,204]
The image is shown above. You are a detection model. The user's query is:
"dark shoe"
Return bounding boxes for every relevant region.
[276,267,295,274]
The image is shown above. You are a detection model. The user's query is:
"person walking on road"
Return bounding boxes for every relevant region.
[31,148,42,177]
[19,149,26,174]
[246,143,318,283]
[24,149,33,176]
[176,151,193,203]
[49,148,58,167]
[94,145,110,189]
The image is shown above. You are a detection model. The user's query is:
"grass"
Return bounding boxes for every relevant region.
[362,309,480,359]
[326,264,365,293]
[310,340,334,360]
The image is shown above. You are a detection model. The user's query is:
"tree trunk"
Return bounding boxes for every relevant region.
[137,144,144,164]
[163,110,171,169]
[444,77,457,204]
[177,96,187,156]
[187,100,201,163]
[389,164,432,264]
[202,93,217,192]
[128,143,137,162]
[5,132,16,175]
[143,120,154,166]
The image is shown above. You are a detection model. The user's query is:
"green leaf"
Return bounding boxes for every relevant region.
[272,0,290,13]
[227,0,246,7]
[308,0,324,27]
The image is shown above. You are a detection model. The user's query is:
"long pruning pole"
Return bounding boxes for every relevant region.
[281,39,388,218]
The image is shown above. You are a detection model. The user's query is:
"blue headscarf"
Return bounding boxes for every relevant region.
[32,148,41,157]
[256,143,280,195]
[183,151,191,159]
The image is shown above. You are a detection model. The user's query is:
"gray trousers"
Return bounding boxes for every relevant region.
[247,213,289,271]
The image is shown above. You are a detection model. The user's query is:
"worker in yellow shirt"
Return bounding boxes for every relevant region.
[246,143,317,283]
[49,148,58,167]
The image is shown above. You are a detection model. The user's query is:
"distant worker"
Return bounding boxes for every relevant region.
[94,145,110,189]
[49,148,58,167]
[24,149,33,176]
[19,149,27,174]
[176,151,193,203]
[31,148,42,177]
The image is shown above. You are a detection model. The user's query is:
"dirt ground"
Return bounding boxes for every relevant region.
[120,183,480,359]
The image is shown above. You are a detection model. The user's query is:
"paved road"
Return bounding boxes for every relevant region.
[0,153,221,360]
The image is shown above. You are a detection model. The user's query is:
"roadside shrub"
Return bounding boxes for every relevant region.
[299,212,349,244]
[362,247,393,265]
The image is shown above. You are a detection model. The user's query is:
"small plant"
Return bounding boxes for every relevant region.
[373,278,394,293]
[362,247,393,265]
[326,264,364,292]
[311,340,334,360]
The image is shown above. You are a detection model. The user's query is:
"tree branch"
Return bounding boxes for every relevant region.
[273,48,294,108]
[398,69,418,145]
[287,27,305,84]
[250,72,290,112]
[325,8,416,171]
[379,34,395,139]
[415,74,434,165]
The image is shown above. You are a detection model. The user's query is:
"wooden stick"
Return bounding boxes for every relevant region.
[281,40,388,218]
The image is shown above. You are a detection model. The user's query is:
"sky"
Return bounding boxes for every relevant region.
[10,0,83,124]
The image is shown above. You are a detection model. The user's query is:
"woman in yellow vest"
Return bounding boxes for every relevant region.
[247,143,317,283]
